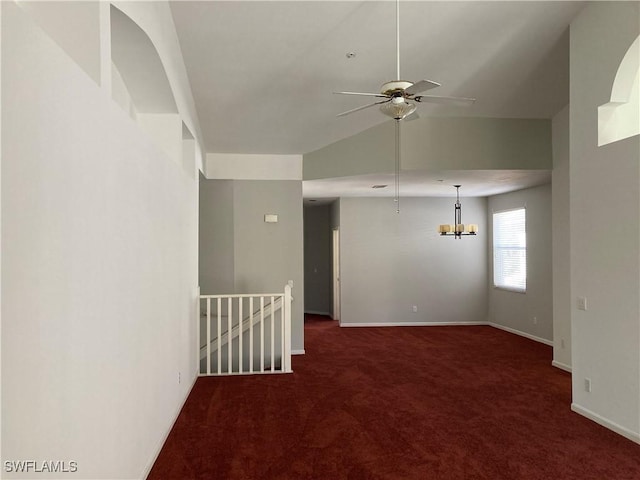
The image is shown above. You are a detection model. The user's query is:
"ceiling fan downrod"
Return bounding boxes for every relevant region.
[396,0,401,80]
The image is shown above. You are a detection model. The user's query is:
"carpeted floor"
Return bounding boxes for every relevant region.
[148,315,640,479]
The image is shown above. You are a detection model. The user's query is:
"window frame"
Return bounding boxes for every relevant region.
[492,207,527,293]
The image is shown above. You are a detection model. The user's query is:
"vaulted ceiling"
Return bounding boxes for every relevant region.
[170,1,584,156]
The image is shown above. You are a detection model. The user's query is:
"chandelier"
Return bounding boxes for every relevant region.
[438,185,478,239]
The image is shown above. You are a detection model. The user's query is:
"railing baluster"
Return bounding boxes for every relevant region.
[197,296,201,375]
[198,287,292,377]
[260,296,265,373]
[206,298,211,375]
[238,297,243,374]
[270,295,275,372]
[249,296,254,373]
[217,297,221,375]
[228,297,232,374]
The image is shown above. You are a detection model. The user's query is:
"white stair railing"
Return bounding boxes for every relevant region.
[198,284,292,376]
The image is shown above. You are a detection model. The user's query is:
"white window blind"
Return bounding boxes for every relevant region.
[493,208,526,291]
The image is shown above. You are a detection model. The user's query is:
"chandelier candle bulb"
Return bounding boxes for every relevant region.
[455,224,465,233]
[439,224,452,233]
[467,224,478,234]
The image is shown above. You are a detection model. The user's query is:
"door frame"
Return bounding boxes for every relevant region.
[332,227,341,323]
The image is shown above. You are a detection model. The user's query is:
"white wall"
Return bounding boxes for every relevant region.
[206,153,303,181]
[1,3,199,478]
[137,113,183,166]
[570,1,640,443]
[182,126,197,180]
[111,61,137,120]
[486,184,553,344]
[16,1,101,84]
[111,1,205,172]
[339,197,487,326]
[552,105,571,370]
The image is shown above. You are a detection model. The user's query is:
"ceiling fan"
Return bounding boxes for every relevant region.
[334,0,476,120]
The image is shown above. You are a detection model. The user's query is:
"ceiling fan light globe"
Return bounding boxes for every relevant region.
[380,101,416,120]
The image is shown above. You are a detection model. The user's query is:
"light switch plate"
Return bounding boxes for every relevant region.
[577,296,587,311]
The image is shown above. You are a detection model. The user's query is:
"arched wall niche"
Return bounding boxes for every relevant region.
[598,35,639,147]
[110,5,178,115]
[110,5,182,165]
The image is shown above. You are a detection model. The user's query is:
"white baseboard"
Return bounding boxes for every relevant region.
[142,374,198,479]
[487,322,553,346]
[336,321,555,349]
[552,360,572,373]
[340,321,488,327]
[292,349,305,355]
[571,403,640,445]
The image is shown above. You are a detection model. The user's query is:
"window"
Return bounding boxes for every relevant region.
[493,208,526,292]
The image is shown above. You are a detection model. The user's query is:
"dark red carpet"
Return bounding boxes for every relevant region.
[148,315,640,479]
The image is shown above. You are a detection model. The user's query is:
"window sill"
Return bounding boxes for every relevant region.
[493,285,526,294]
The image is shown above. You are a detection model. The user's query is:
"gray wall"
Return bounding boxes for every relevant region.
[487,184,553,342]
[304,117,552,180]
[569,1,640,440]
[552,105,571,370]
[304,205,332,315]
[199,179,305,352]
[339,197,487,325]
[199,179,234,294]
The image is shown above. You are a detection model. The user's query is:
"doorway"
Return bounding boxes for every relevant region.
[303,204,332,317]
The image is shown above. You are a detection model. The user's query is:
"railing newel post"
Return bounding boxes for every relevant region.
[284,283,292,373]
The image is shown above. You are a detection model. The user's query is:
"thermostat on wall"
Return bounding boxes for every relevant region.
[264,214,278,223]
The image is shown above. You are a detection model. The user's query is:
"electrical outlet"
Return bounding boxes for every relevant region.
[532,316,538,325]
[178,372,181,384]
[584,378,591,393]
[561,338,565,349]
[412,305,418,313]
[577,297,587,311]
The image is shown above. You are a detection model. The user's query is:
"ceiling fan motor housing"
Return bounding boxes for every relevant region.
[380,80,414,97]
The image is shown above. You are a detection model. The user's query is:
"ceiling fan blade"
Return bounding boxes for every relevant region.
[404,79,441,95]
[404,111,420,122]
[414,94,476,106]
[337,99,391,117]
[333,91,389,98]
